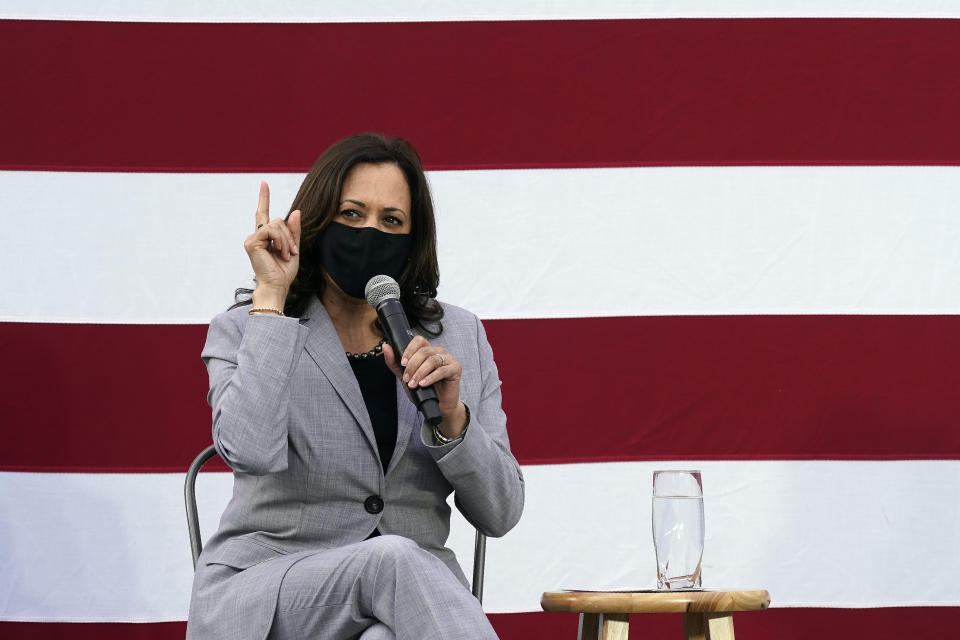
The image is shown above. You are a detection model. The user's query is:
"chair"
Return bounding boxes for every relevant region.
[185,444,489,602]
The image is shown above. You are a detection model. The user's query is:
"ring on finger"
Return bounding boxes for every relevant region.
[434,353,446,366]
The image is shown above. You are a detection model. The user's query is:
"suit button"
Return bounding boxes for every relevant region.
[364,495,384,514]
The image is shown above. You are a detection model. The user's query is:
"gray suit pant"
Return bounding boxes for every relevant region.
[266,535,498,640]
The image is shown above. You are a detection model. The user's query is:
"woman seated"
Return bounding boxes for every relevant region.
[186,133,524,640]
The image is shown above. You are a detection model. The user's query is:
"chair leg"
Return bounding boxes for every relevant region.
[705,612,735,640]
[578,613,629,640]
[683,613,706,640]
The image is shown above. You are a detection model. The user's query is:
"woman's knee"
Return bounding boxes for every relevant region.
[362,535,441,572]
[358,622,395,640]
[363,535,419,559]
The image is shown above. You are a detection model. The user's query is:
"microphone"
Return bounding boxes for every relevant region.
[365,275,443,426]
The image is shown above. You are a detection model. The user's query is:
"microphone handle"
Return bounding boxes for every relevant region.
[376,298,443,426]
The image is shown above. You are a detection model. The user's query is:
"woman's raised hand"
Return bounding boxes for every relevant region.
[243,182,301,309]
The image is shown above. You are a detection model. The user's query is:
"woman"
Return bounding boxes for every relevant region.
[186,134,524,640]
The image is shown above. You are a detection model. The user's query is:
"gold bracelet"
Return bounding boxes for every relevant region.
[433,403,470,444]
[248,307,284,316]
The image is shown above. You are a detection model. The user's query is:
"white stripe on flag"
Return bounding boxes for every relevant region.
[2,460,958,621]
[3,0,960,22]
[4,166,960,324]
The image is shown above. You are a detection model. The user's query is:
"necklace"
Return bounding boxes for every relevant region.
[345,338,387,361]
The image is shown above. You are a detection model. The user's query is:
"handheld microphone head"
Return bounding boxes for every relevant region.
[365,273,442,426]
[365,275,401,308]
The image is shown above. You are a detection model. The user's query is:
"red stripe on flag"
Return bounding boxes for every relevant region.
[2,19,959,171]
[489,315,960,465]
[2,315,958,472]
[1,608,958,639]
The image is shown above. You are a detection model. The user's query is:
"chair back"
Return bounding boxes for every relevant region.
[184,444,488,602]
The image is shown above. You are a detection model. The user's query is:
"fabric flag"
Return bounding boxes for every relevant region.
[2,2,959,638]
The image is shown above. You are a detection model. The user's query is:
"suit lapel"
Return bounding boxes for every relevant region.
[301,296,380,460]
[388,380,420,475]
[388,323,439,475]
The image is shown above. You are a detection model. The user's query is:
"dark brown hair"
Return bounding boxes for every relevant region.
[234,133,443,333]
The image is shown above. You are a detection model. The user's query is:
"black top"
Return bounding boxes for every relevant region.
[348,354,398,472]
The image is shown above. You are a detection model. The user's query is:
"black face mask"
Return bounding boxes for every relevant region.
[317,223,413,299]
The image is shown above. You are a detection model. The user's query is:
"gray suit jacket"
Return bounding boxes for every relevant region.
[186,296,525,640]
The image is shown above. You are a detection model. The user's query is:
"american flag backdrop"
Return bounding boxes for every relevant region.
[2,2,960,638]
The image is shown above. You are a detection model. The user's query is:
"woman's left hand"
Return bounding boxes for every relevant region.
[383,337,467,439]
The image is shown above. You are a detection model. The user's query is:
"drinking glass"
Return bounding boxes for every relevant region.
[652,470,704,589]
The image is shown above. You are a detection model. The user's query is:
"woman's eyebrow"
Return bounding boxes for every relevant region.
[341,199,406,216]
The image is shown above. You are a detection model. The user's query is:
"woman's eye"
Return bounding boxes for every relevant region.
[384,216,401,226]
[340,209,361,219]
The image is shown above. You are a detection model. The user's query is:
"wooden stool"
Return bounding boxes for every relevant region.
[541,589,770,640]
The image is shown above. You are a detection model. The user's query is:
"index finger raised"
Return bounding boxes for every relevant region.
[255,181,270,229]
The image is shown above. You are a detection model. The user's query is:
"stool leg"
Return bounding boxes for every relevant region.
[682,613,706,640]
[600,613,629,640]
[578,613,600,640]
[577,613,629,640]
[705,613,735,640]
